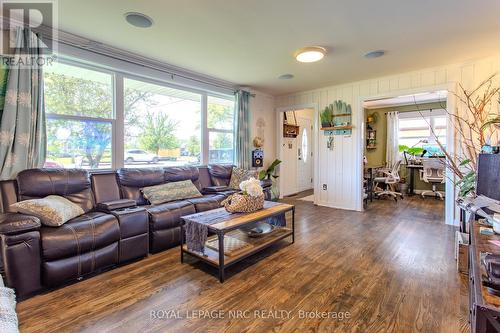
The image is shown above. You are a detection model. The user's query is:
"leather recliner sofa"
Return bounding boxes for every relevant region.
[0,164,271,299]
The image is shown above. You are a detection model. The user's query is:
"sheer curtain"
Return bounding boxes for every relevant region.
[386,111,400,167]
[0,28,46,179]
[235,90,251,169]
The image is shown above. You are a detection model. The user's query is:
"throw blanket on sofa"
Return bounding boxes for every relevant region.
[0,276,19,333]
[183,201,286,253]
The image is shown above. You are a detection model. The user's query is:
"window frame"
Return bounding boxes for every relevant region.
[398,109,447,148]
[44,59,116,171]
[207,93,236,165]
[44,57,236,170]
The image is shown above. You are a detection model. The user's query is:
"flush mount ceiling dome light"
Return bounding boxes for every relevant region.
[295,46,326,63]
[125,12,154,28]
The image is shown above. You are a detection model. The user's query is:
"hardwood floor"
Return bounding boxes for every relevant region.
[17,196,468,333]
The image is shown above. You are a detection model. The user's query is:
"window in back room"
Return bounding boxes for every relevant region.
[398,109,447,156]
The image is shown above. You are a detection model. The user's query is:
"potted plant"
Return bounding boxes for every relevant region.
[398,145,425,164]
[258,159,282,200]
[320,104,334,128]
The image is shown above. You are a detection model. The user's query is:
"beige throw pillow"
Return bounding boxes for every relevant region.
[142,180,202,205]
[229,167,258,190]
[10,195,84,227]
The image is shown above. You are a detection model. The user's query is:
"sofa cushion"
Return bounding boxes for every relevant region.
[40,212,119,261]
[145,201,195,231]
[142,180,202,205]
[228,167,258,189]
[186,195,226,212]
[117,168,165,205]
[164,166,201,189]
[16,169,94,212]
[208,164,233,187]
[11,195,84,227]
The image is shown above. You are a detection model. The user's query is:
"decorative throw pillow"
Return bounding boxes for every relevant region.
[229,167,258,190]
[142,180,202,205]
[10,195,84,227]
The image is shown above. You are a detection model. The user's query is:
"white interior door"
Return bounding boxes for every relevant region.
[297,117,313,192]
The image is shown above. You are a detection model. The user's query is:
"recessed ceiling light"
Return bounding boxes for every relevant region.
[364,50,385,59]
[125,12,153,28]
[295,46,326,63]
[279,74,294,80]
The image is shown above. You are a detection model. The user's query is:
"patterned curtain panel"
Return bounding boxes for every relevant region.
[0,63,8,120]
[235,90,251,169]
[386,111,400,168]
[0,28,46,180]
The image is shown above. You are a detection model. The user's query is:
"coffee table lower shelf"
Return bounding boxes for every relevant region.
[181,227,293,282]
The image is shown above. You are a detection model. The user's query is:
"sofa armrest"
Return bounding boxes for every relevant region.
[202,186,231,194]
[0,213,41,235]
[97,199,136,212]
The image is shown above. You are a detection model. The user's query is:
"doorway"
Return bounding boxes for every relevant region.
[359,88,456,225]
[276,107,317,201]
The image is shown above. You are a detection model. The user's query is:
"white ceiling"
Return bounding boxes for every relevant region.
[55,0,500,95]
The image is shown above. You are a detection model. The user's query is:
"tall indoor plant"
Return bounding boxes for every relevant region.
[421,74,500,197]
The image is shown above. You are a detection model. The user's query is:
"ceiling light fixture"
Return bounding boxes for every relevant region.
[295,46,326,63]
[279,74,294,80]
[364,50,385,59]
[125,12,154,28]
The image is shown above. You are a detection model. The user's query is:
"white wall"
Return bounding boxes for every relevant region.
[248,89,276,168]
[275,55,500,212]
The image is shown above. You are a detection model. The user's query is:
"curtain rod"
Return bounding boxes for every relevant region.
[383,108,444,115]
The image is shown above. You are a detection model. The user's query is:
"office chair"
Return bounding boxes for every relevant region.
[373,160,403,201]
[420,158,445,200]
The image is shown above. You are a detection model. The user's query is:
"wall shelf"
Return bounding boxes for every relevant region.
[331,113,352,118]
[320,125,353,131]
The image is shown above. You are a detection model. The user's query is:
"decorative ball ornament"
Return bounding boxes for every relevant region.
[253,136,264,148]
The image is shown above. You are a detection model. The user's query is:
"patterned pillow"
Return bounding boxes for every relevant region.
[10,195,84,227]
[142,180,202,205]
[229,167,258,190]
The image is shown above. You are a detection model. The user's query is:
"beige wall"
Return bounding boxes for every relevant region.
[275,55,500,212]
[248,89,276,169]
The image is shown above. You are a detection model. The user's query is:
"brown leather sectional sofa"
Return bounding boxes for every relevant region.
[0,164,271,299]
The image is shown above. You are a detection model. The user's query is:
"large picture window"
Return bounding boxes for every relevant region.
[44,62,114,169]
[124,78,202,167]
[398,109,447,156]
[43,59,236,170]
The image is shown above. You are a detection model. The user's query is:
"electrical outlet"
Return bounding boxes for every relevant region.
[322,184,327,190]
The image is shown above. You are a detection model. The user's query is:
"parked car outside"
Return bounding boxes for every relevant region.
[124,149,159,163]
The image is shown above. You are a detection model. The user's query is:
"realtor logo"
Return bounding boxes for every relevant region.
[0,0,57,58]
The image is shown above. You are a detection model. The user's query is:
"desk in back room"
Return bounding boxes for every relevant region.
[406,164,423,195]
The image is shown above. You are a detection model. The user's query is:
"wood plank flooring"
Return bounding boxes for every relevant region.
[17,196,468,333]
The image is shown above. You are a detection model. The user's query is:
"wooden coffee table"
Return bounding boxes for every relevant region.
[180,202,295,282]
